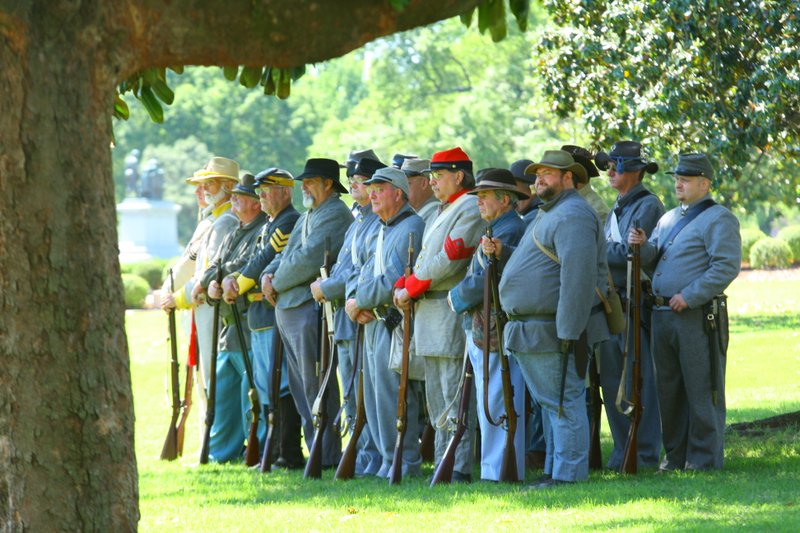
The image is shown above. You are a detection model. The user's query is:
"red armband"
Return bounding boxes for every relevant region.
[405,274,432,299]
[444,235,476,261]
[394,276,406,289]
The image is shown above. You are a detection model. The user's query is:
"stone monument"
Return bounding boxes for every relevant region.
[117,151,182,263]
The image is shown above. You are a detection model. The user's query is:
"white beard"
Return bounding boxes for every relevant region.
[302,192,314,209]
[204,189,227,206]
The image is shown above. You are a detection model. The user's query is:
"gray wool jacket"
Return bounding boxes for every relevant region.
[605,182,665,288]
[500,189,609,354]
[639,194,741,308]
[267,195,354,310]
[321,202,381,341]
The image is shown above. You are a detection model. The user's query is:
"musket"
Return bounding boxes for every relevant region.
[304,236,336,479]
[484,226,520,483]
[587,355,603,470]
[620,219,643,475]
[389,232,415,485]
[334,324,365,480]
[199,260,223,464]
[230,300,262,467]
[160,268,180,461]
[430,357,474,487]
[175,312,197,456]
[260,332,283,472]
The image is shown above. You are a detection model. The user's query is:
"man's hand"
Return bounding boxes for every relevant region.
[344,298,361,323]
[393,288,412,311]
[669,293,689,313]
[310,278,325,302]
[221,276,239,304]
[160,291,176,314]
[208,280,223,300]
[261,273,277,306]
[628,227,647,245]
[191,283,206,305]
[481,236,503,258]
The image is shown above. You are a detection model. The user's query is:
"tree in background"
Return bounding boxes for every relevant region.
[535,0,799,211]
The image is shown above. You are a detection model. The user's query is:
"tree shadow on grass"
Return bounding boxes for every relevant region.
[730,313,800,332]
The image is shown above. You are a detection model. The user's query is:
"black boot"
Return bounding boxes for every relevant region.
[274,395,304,469]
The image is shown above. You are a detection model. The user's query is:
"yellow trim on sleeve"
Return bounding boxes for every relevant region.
[173,288,191,310]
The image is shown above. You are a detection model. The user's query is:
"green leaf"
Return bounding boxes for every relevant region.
[151,78,175,105]
[138,86,164,123]
[239,66,263,89]
[460,7,475,28]
[509,0,530,31]
[113,93,130,121]
[222,65,239,81]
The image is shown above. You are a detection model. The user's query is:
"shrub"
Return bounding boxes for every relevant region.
[123,258,173,289]
[740,227,767,266]
[776,225,800,265]
[122,274,150,309]
[749,237,793,270]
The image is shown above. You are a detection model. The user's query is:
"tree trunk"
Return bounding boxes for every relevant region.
[0,1,480,530]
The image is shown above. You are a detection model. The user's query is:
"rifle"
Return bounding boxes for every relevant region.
[199,260,223,464]
[304,237,336,479]
[389,232,415,485]
[620,219,643,474]
[260,332,283,472]
[160,268,180,461]
[483,226,519,483]
[587,355,603,470]
[230,300,262,467]
[429,357,474,486]
[334,325,365,480]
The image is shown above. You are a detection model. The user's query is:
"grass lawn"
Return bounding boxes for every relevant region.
[130,273,800,531]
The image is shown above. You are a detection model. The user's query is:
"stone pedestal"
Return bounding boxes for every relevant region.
[117,197,182,263]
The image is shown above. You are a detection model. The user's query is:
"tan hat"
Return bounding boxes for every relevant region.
[525,150,587,183]
[188,157,240,184]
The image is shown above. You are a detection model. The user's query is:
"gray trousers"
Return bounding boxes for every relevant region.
[652,307,726,470]
[598,324,662,469]
[424,354,475,476]
[363,321,422,477]
[276,301,341,466]
[337,337,381,474]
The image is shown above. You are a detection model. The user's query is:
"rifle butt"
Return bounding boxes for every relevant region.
[260,414,276,473]
[498,441,519,483]
[420,422,435,463]
[429,430,462,487]
[334,434,359,481]
[160,424,179,461]
[303,430,325,479]
[619,425,639,475]
[199,429,211,465]
[389,436,404,485]
[245,422,261,467]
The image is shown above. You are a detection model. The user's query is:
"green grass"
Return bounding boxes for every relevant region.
[131,275,800,532]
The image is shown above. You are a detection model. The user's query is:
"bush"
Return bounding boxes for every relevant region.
[740,227,768,266]
[122,258,173,289]
[749,237,794,270]
[776,225,800,265]
[122,274,150,309]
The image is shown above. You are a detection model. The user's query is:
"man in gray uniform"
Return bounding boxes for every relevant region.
[311,157,385,475]
[346,167,426,478]
[629,152,740,471]
[402,158,438,225]
[499,150,609,487]
[593,140,665,470]
[203,174,267,462]
[261,158,354,467]
[394,147,483,482]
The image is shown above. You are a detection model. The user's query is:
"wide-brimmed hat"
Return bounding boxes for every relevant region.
[232,173,259,198]
[295,158,347,193]
[469,168,529,199]
[401,158,431,177]
[391,153,418,169]
[189,157,240,183]
[428,147,473,174]
[560,145,599,182]
[343,148,380,177]
[509,159,535,184]
[351,158,387,179]
[525,150,588,183]
[666,152,715,182]
[595,141,658,174]
[364,167,410,196]
[254,167,295,188]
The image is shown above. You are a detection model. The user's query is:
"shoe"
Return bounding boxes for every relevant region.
[526,477,573,490]
[451,471,472,483]
[273,456,305,470]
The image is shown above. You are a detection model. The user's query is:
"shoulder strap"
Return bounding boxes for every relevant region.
[612,188,652,220]
[657,199,716,261]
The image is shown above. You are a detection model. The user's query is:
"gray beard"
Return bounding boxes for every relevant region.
[205,189,227,206]
[302,193,314,209]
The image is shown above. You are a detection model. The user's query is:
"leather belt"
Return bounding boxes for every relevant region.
[507,312,556,322]
[247,292,264,302]
[652,295,673,307]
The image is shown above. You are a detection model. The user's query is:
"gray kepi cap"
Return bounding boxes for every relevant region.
[364,167,409,196]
